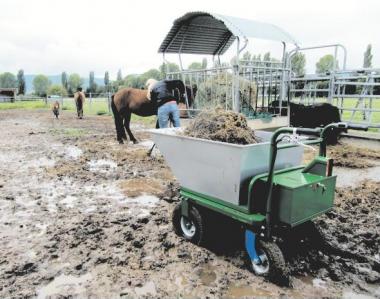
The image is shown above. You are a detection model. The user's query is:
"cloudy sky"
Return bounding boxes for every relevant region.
[0,0,378,79]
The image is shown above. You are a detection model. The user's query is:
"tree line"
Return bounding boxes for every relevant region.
[0,44,374,96]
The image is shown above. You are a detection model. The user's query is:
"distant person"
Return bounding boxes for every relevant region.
[74,87,86,119]
[146,79,185,128]
[52,101,60,119]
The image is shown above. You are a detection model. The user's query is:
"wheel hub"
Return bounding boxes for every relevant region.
[180,216,196,238]
[252,252,269,275]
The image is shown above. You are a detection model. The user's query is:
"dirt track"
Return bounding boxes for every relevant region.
[0,109,379,298]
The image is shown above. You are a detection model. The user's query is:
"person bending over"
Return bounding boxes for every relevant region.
[147,79,185,128]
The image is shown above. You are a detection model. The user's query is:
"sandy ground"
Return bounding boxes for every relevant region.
[0,109,379,299]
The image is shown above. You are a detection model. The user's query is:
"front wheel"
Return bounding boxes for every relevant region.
[172,203,204,245]
[251,240,290,285]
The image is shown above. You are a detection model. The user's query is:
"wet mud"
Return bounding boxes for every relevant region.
[0,109,379,298]
[329,143,380,168]
[284,182,380,292]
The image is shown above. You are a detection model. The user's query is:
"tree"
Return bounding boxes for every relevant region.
[263,52,271,62]
[291,52,306,76]
[61,72,68,91]
[363,44,373,68]
[159,62,180,76]
[140,68,162,84]
[48,84,67,97]
[124,69,162,89]
[213,60,229,68]
[104,71,109,86]
[33,74,50,96]
[68,73,83,94]
[117,69,123,82]
[242,51,252,62]
[89,71,97,93]
[188,62,203,70]
[316,54,338,74]
[124,74,141,88]
[16,70,26,95]
[0,72,17,88]
[239,51,252,66]
[201,58,207,69]
[252,54,261,62]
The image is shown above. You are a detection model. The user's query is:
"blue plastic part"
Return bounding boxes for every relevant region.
[245,229,260,264]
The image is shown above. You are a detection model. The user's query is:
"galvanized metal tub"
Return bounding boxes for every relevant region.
[150,128,303,206]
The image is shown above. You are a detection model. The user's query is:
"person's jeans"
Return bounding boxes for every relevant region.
[158,102,180,128]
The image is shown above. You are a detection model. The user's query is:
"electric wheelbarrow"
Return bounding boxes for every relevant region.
[151,122,368,282]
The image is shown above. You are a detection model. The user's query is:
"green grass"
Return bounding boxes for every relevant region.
[2,97,378,129]
[0,99,157,126]
[0,100,48,110]
[0,99,111,116]
[338,98,380,124]
[57,98,111,116]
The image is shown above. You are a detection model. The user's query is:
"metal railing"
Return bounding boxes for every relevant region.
[166,59,290,118]
[288,69,380,126]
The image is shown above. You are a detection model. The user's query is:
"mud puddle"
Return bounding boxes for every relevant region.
[37,273,92,299]
[1,109,379,299]
[335,165,380,187]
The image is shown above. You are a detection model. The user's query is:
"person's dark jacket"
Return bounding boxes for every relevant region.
[151,80,185,107]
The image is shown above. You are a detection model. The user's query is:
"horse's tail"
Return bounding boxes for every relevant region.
[111,94,125,142]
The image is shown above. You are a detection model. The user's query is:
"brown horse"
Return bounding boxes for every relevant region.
[52,101,60,119]
[111,88,156,144]
[111,83,197,144]
[74,89,86,119]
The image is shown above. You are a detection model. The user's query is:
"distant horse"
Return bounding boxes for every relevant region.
[52,101,60,119]
[111,81,196,144]
[74,89,86,119]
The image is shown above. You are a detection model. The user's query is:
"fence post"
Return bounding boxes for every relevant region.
[107,91,111,114]
[90,92,92,112]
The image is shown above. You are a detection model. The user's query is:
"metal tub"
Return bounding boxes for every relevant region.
[151,128,303,206]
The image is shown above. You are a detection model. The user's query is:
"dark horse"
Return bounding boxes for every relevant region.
[111,81,196,144]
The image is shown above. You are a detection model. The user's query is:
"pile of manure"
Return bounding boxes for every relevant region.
[184,109,260,145]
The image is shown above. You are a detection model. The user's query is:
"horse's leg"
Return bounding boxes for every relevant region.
[79,99,83,119]
[75,101,79,118]
[124,112,138,144]
[111,101,125,144]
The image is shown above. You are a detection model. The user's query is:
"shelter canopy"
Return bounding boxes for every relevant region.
[158,12,298,56]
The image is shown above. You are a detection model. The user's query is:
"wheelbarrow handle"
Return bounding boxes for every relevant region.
[346,123,369,131]
[292,127,322,137]
[319,122,369,156]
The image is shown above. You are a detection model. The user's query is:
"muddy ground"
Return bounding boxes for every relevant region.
[0,109,379,299]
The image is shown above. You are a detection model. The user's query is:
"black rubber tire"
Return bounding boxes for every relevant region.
[254,240,290,286]
[172,203,204,245]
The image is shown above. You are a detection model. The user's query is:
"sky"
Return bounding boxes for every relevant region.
[0,0,379,79]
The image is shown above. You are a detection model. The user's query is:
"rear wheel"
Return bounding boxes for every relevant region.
[251,240,289,285]
[172,203,204,245]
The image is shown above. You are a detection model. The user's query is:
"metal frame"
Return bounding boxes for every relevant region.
[286,44,380,127]
[159,12,297,116]
[159,13,380,127]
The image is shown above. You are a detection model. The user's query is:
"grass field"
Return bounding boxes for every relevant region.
[1,98,378,129]
[0,98,156,124]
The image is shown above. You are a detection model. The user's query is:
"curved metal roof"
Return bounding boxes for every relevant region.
[158,12,298,55]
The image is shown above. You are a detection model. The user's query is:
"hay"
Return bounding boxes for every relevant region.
[184,109,259,144]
